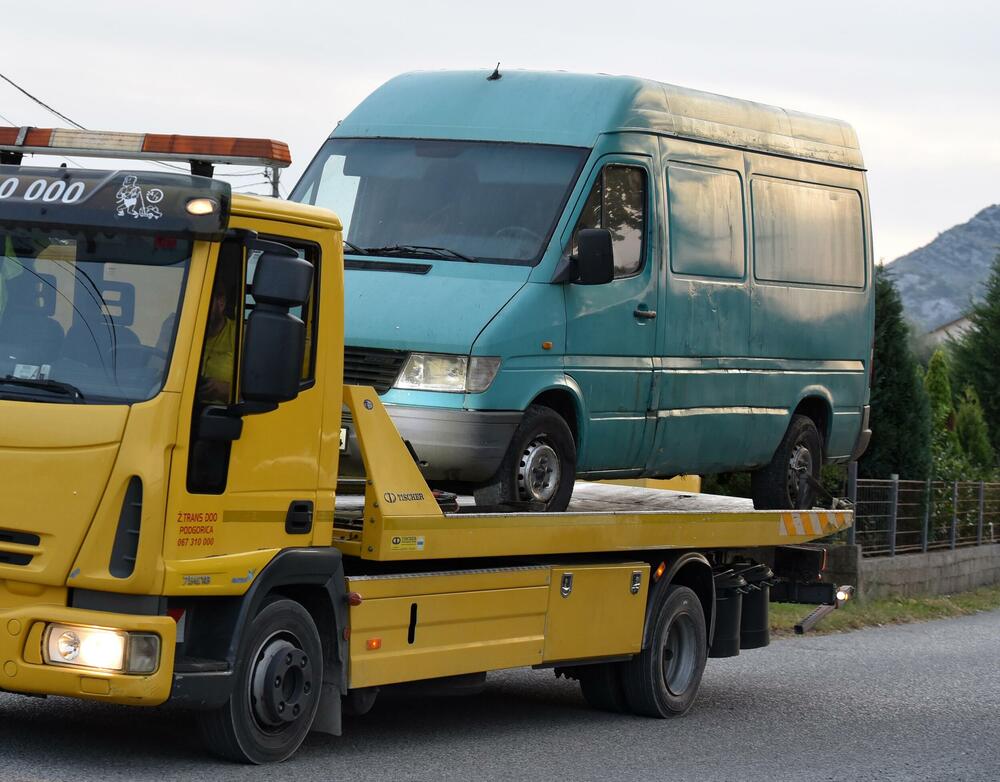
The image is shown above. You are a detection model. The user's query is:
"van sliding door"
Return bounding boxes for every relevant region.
[649,140,753,475]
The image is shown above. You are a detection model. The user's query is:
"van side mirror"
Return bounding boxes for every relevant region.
[575,228,614,285]
[241,253,314,404]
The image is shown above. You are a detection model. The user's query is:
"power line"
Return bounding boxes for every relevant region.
[0,72,85,129]
[0,76,274,182]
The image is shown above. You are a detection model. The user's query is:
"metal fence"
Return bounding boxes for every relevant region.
[845,465,1000,556]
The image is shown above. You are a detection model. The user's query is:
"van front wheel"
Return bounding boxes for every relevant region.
[475,404,576,512]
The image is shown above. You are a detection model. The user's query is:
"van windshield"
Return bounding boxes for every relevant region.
[291,139,587,265]
[0,227,190,404]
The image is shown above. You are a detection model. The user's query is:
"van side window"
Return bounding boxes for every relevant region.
[245,238,320,384]
[666,164,745,279]
[573,165,647,277]
[751,178,865,288]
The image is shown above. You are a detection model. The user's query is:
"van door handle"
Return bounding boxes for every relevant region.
[633,307,657,320]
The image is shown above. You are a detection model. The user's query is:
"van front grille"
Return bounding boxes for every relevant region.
[344,347,409,394]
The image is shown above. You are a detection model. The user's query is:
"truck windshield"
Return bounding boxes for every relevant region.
[291,139,587,265]
[0,227,190,404]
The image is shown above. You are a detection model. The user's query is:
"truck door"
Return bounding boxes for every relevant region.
[166,225,328,562]
[564,155,658,472]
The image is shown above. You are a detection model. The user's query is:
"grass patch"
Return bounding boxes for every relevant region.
[769,584,1000,635]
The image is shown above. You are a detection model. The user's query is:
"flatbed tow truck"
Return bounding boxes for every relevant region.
[0,130,853,763]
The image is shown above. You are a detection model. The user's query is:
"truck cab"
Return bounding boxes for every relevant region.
[0,129,348,759]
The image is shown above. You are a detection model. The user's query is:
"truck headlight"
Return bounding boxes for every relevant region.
[395,354,500,393]
[44,624,160,674]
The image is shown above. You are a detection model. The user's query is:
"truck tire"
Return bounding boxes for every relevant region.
[578,662,628,713]
[198,598,323,764]
[621,585,707,718]
[474,404,576,512]
[751,414,822,510]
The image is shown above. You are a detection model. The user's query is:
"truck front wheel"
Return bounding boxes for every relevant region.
[621,585,707,718]
[198,598,323,764]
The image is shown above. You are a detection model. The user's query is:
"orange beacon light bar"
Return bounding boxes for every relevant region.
[0,127,292,173]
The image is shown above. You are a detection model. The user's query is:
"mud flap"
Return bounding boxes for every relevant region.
[310,682,342,736]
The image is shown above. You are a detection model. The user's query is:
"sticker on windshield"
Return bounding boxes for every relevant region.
[114,175,164,221]
[13,363,50,379]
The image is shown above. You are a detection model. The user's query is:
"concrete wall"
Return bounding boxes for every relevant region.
[823,544,1000,600]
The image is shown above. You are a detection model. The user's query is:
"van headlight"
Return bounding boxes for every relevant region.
[44,624,160,674]
[395,354,500,393]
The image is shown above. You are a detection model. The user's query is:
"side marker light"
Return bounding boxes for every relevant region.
[366,638,382,651]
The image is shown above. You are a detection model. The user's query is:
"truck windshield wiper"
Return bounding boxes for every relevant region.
[343,240,369,255]
[363,244,477,263]
[0,376,85,401]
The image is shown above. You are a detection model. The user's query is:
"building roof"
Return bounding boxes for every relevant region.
[335,69,864,169]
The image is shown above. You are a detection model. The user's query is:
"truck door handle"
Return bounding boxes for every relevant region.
[285,500,314,535]
[633,307,657,320]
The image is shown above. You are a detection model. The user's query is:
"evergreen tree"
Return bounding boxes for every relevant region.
[955,387,996,478]
[858,268,931,480]
[953,253,1000,454]
[924,349,968,480]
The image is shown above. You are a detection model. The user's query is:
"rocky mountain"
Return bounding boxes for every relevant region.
[889,204,1000,331]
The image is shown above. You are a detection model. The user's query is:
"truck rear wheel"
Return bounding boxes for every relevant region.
[198,598,323,764]
[475,404,576,512]
[751,414,822,509]
[621,585,707,718]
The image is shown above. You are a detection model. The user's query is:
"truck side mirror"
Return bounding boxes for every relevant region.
[241,252,314,404]
[575,228,614,285]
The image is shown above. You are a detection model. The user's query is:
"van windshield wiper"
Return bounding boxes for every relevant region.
[0,376,85,401]
[363,244,477,263]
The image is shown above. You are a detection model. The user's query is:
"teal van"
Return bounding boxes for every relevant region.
[291,70,873,511]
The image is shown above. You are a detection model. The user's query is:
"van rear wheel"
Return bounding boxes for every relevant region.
[751,414,822,510]
[474,404,576,512]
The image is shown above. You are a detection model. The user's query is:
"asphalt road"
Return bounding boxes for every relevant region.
[2,610,999,782]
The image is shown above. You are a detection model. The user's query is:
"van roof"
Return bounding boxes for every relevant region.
[335,70,864,169]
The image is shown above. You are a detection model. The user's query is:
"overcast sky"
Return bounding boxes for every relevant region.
[3,0,997,262]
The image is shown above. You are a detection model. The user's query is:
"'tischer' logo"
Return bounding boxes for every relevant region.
[384,491,425,504]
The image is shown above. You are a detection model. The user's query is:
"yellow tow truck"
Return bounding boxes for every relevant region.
[0,130,852,763]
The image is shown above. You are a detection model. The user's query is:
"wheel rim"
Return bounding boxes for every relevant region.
[249,630,316,733]
[661,613,698,696]
[517,437,561,503]
[786,440,814,507]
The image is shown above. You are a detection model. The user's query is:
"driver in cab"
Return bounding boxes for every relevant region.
[198,274,237,404]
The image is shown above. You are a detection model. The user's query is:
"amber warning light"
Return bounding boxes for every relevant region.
[0,127,292,172]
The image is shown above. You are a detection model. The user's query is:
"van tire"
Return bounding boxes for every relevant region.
[474,404,576,512]
[751,414,822,510]
[197,598,323,764]
[620,585,707,718]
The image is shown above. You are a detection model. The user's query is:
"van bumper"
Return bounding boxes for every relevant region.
[0,604,176,706]
[342,405,522,483]
[850,405,872,460]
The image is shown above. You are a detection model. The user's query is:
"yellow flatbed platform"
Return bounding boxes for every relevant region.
[331,387,852,562]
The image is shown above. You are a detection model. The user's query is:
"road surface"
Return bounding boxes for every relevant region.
[2,609,998,781]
